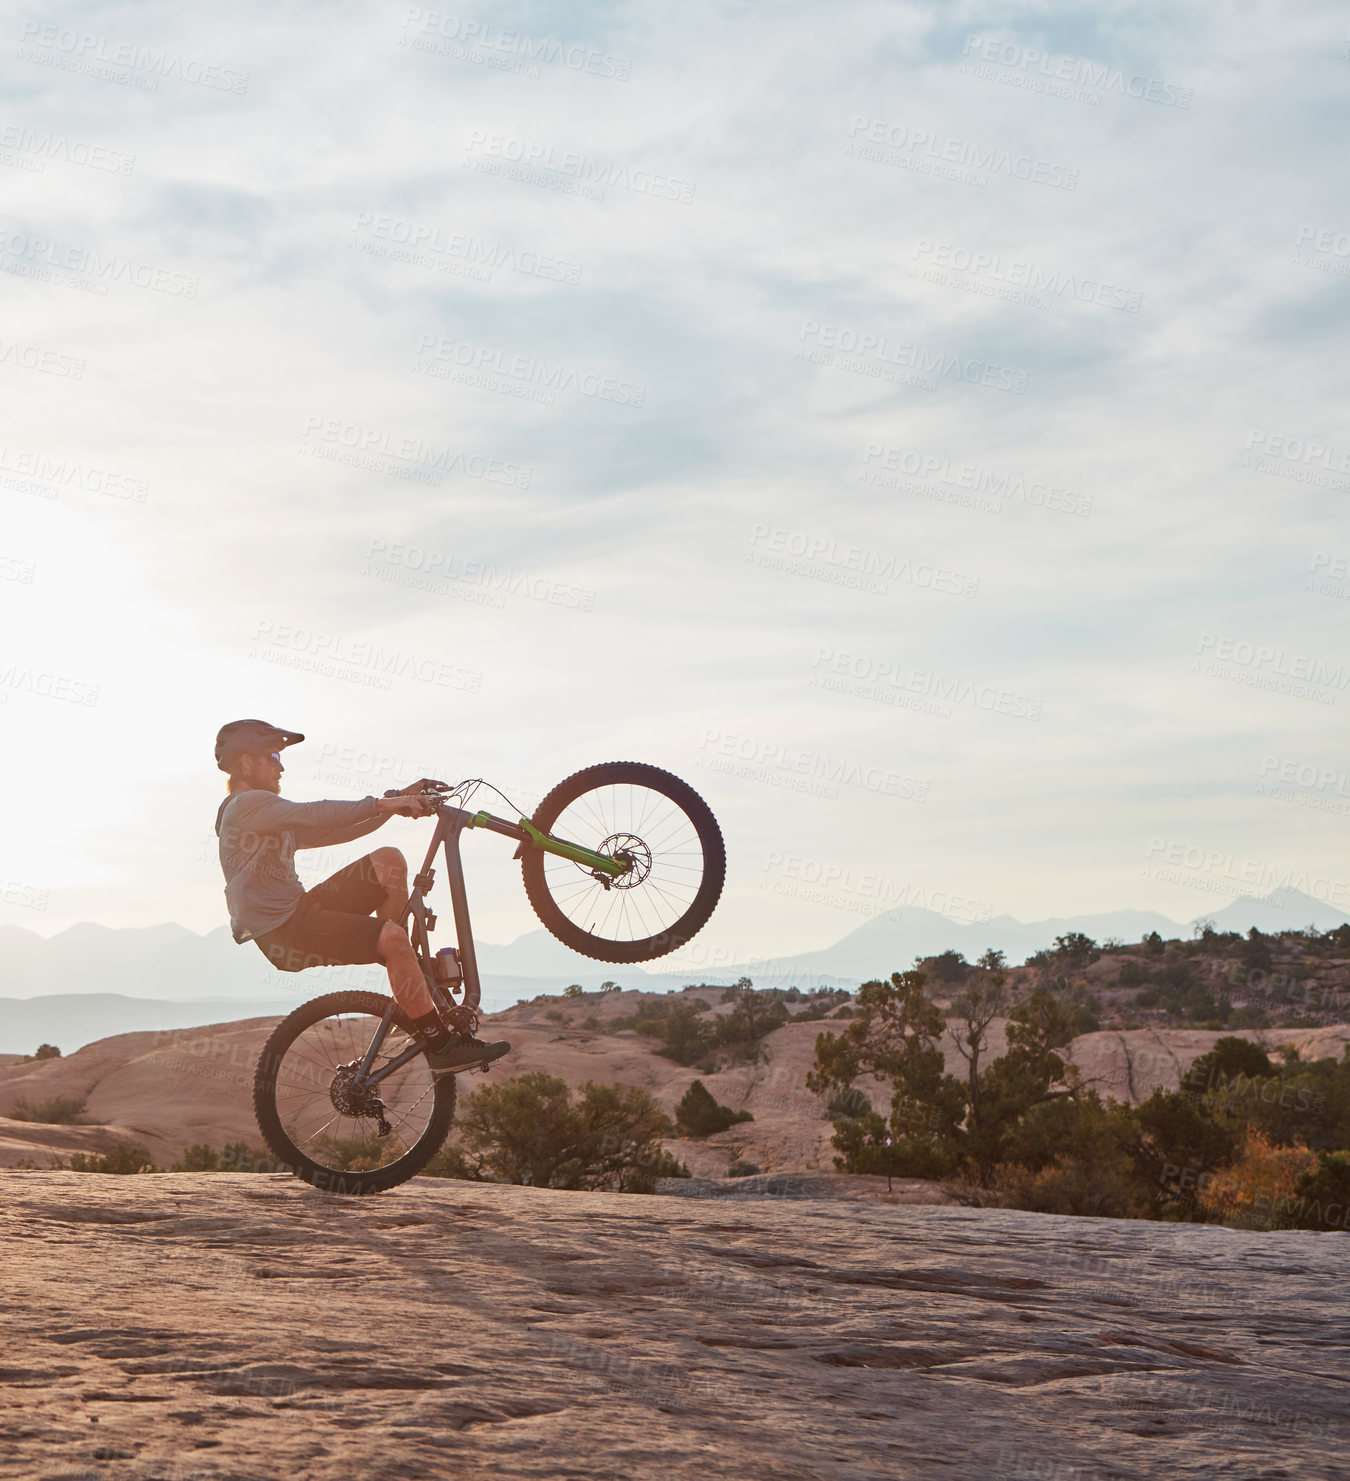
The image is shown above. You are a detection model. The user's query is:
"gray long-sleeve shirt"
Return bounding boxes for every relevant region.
[215,790,388,942]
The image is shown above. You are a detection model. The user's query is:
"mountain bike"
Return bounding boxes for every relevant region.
[252,762,724,1194]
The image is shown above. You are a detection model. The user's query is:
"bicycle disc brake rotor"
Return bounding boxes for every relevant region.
[591,832,652,889]
[329,1060,392,1135]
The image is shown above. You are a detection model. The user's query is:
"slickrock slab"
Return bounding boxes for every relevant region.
[0,1172,1344,1481]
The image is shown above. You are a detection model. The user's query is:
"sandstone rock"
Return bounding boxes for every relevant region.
[0,1172,1344,1479]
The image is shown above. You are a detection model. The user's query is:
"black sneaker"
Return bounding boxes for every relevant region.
[424,1035,511,1077]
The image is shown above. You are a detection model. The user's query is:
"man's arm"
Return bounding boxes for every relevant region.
[220,791,435,849]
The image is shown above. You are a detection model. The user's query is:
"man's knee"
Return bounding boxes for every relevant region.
[377,919,415,962]
[371,846,405,871]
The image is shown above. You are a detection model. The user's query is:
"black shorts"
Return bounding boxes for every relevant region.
[254,854,387,973]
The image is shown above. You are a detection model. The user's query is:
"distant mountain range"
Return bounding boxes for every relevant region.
[0,887,1342,1052]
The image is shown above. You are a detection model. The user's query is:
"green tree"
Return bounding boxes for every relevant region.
[1122,1087,1245,1217]
[810,974,1079,1186]
[714,986,788,1056]
[809,971,967,1177]
[27,1043,61,1062]
[1183,1037,1276,1095]
[654,999,716,1066]
[1052,932,1100,970]
[1277,1150,1350,1230]
[918,950,969,984]
[675,1079,753,1137]
[563,984,585,999]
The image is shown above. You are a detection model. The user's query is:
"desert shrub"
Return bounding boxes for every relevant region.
[1193,1129,1318,1228]
[581,1016,599,1031]
[68,1142,158,1174]
[8,1096,87,1124]
[917,950,969,984]
[713,989,788,1058]
[27,1043,62,1061]
[652,1001,716,1066]
[1116,959,1151,987]
[992,1157,1144,1219]
[826,1087,872,1120]
[425,1071,678,1192]
[563,984,585,999]
[170,1141,278,1173]
[675,1079,753,1138]
[1183,1037,1276,1095]
[1275,1149,1350,1230]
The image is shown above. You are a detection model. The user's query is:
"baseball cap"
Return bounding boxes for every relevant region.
[215,718,305,772]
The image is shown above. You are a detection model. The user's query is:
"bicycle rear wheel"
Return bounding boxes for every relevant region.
[253,990,456,1195]
[521,761,725,964]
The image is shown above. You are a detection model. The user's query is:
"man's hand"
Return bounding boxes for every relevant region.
[378,793,438,818]
[397,778,449,796]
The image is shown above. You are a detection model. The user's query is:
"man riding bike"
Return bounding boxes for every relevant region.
[213,718,509,1076]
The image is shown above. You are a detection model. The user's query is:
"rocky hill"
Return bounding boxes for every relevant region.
[0,1171,1344,1481]
[1,985,1346,1177]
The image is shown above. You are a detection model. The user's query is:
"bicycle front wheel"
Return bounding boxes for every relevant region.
[253,990,456,1195]
[521,761,725,964]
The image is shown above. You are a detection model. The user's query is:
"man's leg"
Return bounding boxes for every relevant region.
[367,846,411,924]
[366,848,437,1017]
[376,919,435,1020]
[365,849,509,1074]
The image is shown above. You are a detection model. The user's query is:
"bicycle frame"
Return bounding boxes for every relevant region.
[354,801,627,1091]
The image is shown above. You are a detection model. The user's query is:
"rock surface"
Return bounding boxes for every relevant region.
[0,1171,1345,1480]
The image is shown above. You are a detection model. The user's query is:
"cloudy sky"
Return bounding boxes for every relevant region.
[2,1,1348,970]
